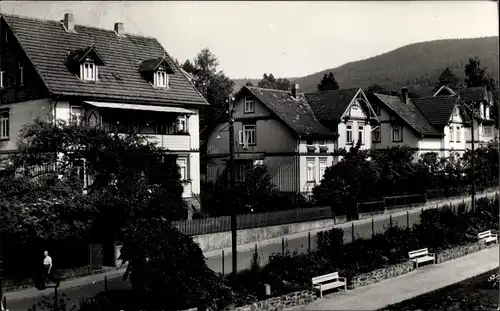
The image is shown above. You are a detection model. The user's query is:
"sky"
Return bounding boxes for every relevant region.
[0,1,498,79]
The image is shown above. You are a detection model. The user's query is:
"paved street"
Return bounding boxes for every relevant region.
[4,191,497,310]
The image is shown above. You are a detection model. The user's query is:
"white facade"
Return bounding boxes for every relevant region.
[298,139,336,193]
[0,98,200,199]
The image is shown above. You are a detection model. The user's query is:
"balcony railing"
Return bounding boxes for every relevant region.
[144,134,191,150]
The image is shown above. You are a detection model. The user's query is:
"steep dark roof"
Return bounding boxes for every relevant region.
[372,93,442,137]
[304,88,359,121]
[412,96,461,129]
[458,87,489,103]
[2,14,207,106]
[240,86,337,138]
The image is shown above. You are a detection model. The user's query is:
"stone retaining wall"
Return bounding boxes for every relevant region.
[350,261,415,289]
[350,241,495,289]
[436,241,491,263]
[233,290,316,311]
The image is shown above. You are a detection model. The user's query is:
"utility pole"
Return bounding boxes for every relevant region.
[228,97,237,282]
[470,101,475,213]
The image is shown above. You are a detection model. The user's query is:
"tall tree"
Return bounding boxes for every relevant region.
[188,48,235,129]
[245,81,254,87]
[181,59,196,74]
[433,67,459,91]
[275,78,291,91]
[317,72,339,91]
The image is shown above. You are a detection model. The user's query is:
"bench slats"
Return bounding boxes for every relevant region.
[408,248,428,258]
[312,272,339,284]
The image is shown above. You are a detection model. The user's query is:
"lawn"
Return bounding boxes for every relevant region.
[379,269,499,311]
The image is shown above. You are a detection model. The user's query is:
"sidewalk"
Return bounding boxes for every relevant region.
[293,246,499,310]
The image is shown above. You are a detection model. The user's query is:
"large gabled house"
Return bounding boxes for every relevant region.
[433,85,497,148]
[0,13,208,210]
[203,84,338,195]
[369,87,486,159]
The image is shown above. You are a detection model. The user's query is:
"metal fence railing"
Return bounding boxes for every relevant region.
[173,206,332,236]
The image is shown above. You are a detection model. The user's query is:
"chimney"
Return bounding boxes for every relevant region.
[401,87,409,104]
[114,22,125,36]
[291,83,299,99]
[63,13,75,33]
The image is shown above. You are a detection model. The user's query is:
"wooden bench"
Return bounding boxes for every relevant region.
[311,272,347,298]
[408,248,436,268]
[478,230,498,244]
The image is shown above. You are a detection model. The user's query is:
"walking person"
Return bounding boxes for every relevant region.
[41,251,59,289]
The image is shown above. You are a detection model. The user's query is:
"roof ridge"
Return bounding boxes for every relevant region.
[1,13,157,40]
[246,86,291,93]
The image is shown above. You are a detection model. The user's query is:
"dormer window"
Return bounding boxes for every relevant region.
[66,46,106,83]
[139,56,174,89]
[80,60,97,81]
[154,70,169,88]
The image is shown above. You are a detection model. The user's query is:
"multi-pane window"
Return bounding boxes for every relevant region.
[306,158,316,182]
[70,106,83,125]
[455,126,461,142]
[154,70,168,88]
[392,125,402,142]
[346,125,353,144]
[372,127,381,143]
[0,110,9,139]
[80,61,97,81]
[449,125,455,142]
[484,126,493,137]
[176,157,187,181]
[358,126,364,144]
[244,97,254,113]
[319,158,327,181]
[242,124,256,145]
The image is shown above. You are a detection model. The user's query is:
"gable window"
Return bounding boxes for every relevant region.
[484,126,493,137]
[80,60,97,81]
[346,125,353,144]
[244,97,255,113]
[176,157,188,181]
[240,124,256,146]
[392,125,402,142]
[154,70,169,88]
[372,127,381,143]
[319,158,327,181]
[455,126,461,142]
[18,62,24,86]
[306,158,316,182]
[70,106,84,125]
[358,126,364,144]
[452,107,458,116]
[0,110,9,140]
[449,125,454,142]
[176,115,188,133]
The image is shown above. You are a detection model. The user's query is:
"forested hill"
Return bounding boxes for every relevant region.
[233,37,499,96]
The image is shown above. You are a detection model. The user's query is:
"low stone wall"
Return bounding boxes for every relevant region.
[350,241,496,289]
[233,290,317,311]
[436,241,491,264]
[350,261,415,289]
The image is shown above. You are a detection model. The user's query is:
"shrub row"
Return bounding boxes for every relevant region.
[223,196,499,309]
